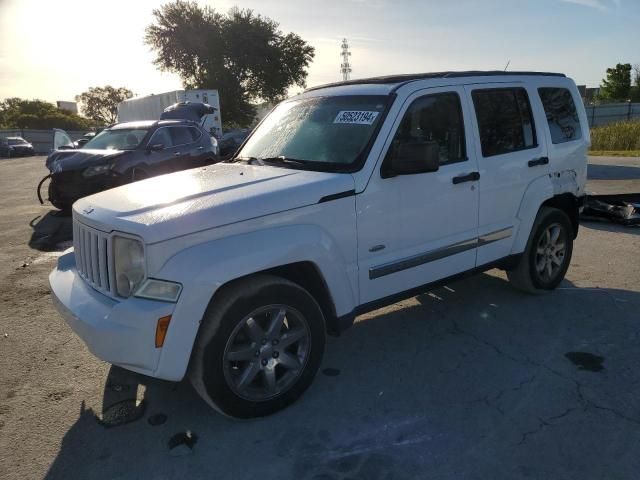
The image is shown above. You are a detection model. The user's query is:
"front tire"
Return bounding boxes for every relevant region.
[189,275,326,418]
[507,207,574,294]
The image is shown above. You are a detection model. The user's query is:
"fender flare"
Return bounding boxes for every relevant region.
[511,175,554,254]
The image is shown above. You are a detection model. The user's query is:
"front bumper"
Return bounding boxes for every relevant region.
[41,170,121,209]
[49,251,175,378]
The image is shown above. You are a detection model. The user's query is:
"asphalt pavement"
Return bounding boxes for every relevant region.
[0,155,639,480]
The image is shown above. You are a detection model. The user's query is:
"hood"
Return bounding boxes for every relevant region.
[73,163,355,244]
[46,149,128,173]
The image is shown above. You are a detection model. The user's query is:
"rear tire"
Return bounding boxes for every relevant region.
[507,207,574,294]
[189,275,326,418]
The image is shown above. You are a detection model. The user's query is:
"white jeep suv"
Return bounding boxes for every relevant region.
[50,71,588,418]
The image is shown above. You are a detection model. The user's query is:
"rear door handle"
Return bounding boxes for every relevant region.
[528,156,549,167]
[174,152,181,156]
[452,172,480,184]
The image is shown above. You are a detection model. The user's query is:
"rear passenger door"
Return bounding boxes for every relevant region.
[464,84,549,266]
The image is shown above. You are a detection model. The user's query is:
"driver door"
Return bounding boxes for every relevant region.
[145,127,178,175]
[357,87,481,304]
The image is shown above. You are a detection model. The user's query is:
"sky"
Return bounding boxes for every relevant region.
[0,0,638,104]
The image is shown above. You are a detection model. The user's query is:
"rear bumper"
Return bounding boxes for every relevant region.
[49,251,175,378]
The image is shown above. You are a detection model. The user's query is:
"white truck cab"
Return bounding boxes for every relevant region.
[50,71,589,418]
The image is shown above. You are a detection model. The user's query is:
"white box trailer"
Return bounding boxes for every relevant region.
[117,90,222,138]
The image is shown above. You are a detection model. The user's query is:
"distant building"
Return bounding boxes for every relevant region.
[56,101,78,113]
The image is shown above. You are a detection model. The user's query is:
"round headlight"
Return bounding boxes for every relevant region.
[113,236,145,298]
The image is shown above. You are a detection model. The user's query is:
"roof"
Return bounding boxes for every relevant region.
[305,70,566,92]
[111,119,195,129]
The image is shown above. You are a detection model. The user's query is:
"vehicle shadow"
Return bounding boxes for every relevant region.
[587,163,640,180]
[580,218,640,236]
[44,273,640,480]
[28,209,72,252]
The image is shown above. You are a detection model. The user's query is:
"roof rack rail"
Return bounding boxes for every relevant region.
[305,70,566,92]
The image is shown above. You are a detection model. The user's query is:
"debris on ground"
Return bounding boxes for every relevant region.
[168,431,198,456]
[581,194,640,225]
[96,399,147,428]
[565,352,605,372]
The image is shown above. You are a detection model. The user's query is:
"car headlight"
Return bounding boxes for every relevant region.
[83,164,112,177]
[113,236,145,298]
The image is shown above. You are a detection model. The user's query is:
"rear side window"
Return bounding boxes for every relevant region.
[538,88,582,144]
[188,127,202,141]
[472,88,536,157]
[389,92,466,165]
[170,127,194,145]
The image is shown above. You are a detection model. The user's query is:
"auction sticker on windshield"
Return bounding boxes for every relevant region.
[333,111,379,125]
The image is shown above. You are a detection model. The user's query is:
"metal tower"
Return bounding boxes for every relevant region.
[340,38,352,81]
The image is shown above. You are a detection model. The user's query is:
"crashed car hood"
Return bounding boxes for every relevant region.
[73,163,355,244]
[46,149,127,172]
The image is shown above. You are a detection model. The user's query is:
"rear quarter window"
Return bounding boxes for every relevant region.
[538,88,582,144]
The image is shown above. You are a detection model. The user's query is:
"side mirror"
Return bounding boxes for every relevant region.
[148,143,164,152]
[384,141,440,177]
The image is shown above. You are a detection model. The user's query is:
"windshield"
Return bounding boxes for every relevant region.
[83,128,149,150]
[8,138,27,145]
[237,95,389,170]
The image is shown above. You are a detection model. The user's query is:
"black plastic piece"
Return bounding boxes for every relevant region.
[318,189,356,203]
[528,157,550,167]
[452,172,480,184]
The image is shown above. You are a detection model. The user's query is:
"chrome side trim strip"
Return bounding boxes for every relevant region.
[478,227,513,246]
[368,227,513,280]
[369,238,477,280]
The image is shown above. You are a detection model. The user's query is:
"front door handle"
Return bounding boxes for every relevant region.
[174,152,181,156]
[528,156,549,167]
[452,172,480,184]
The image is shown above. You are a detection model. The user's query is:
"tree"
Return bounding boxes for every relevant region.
[145,1,315,126]
[0,98,93,130]
[76,86,133,124]
[631,64,640,102]
[599,63,632,102]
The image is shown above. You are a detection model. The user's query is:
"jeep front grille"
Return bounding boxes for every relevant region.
[73,220,115,297]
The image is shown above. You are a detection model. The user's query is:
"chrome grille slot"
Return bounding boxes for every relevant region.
[73,219,114,297]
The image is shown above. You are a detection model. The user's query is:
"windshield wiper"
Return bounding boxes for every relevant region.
[229,156,264,165]
[259,156,310,168]
[230,155,309,168]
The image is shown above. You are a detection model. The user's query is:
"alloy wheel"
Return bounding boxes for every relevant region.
[222,305,311,402]
[534,222,567,282]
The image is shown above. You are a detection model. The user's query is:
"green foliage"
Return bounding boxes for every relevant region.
[599,63,632,102]
[590,120,640,151]
[76,86,133,124]
[145,1,314,126]
[0,98,93,130]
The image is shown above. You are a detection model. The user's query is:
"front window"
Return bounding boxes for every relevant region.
[84,128,149,150]
[8,138,28,145]
[237,95,390,171]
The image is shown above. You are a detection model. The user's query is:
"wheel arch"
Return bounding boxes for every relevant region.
[512,174,582,254]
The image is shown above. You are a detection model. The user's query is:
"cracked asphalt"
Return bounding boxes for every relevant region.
[1,155,639,480]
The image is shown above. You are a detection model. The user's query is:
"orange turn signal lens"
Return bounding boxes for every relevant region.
[155,315,172,348]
